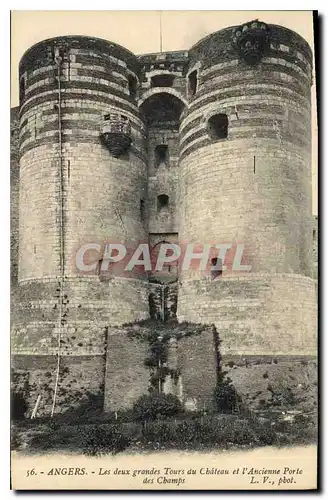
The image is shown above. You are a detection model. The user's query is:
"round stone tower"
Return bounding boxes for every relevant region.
[13,36,149,413]
[177,23,317,358]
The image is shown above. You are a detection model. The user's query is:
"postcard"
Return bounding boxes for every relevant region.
[10,10,318,491]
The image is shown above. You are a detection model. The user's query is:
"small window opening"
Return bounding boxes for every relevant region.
[128,75,137,99]
[155,145,168,167]
[188,70,198,97]
[208,114,228,140]
[151,74,175,88]
[157,194,169,212]
[19,77,25,103]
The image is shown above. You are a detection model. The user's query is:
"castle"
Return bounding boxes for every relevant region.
[11,20,318,416]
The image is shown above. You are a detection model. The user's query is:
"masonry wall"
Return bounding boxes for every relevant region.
[17,39,150,306]
[11,107,20,344]
[177,24,316,360]
[104,327,150,411]
[179,24,313,277]
[11,25,318,416]
[178,274,317,356]
[147,127,180,234]
[139,50,188,99]
[103,322,219,412]
[175,325,218,411]
[10,107,20,287]
[222,354,317,411]
[12,354,105,415]
[19,36,147,281]
[13,36,151,414]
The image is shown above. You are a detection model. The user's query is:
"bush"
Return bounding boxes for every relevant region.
[82,424,130,456]
[213,373,242,413]
[269,386,298,408]
[22,410,316,454]
[174,417,261,447]
[29,427,64,451]
[133,393,183,422]
[175,421,198,445]
[141,421,175,447]
[253,422,276,445]
[49,392,107,426]
[11,391,28,421]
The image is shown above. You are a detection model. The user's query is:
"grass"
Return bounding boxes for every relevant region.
[11,409,317,456]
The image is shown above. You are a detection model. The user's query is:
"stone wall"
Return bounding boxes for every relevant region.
[222,354,317,411]
[104,327,149,411]
[13,36,151,407]
[147,127,180,235]
[12,278,150,355]
[12,354,105,416]
[177,24,315,360]
[10,107,20,287]
[18,36,147,282]
[179,24,313,277]
[11,25,317,416]
[175,325,219,411]
[177,274,317,356]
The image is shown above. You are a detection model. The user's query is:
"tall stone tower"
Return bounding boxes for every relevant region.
[13,36,150,413]
[11,22,317,415]
[177,22,317,359]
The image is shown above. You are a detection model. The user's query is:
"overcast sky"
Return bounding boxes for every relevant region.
[10,11,317,213]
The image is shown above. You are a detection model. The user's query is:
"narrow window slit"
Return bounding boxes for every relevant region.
[188,70,198,97]
[140,199,145,220]
[128,75,137,99]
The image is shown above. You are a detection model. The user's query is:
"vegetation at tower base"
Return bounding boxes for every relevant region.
[13,402,316,455]
[213,371,242,414]
[133,393,183,423]
[11,319,317,455]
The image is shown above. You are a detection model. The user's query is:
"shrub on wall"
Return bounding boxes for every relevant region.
[213,372,242,413]
[141,421,175,447]
[133,393,183,422]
